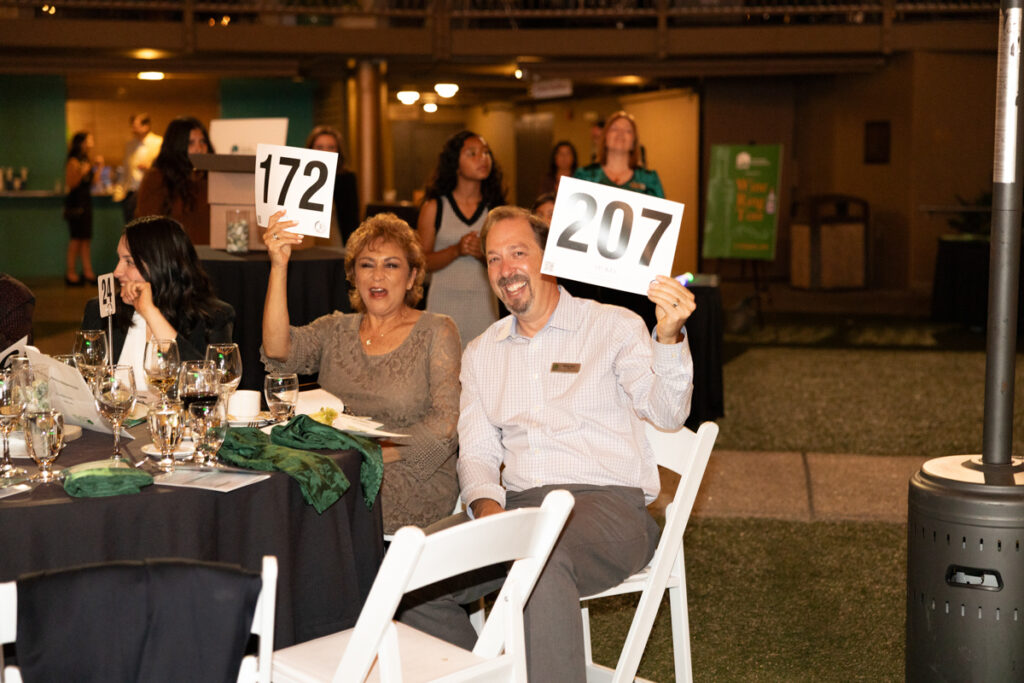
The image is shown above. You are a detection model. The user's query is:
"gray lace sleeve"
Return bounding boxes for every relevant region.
[395,315,462,480]
[260,312,345,376]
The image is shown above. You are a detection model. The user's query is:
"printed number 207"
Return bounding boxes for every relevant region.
[555,192,672,266]
[258,155,327,211]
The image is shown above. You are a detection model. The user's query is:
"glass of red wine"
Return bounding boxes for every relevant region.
[177,360,220,421]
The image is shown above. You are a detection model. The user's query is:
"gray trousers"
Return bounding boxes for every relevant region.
[397,484,660,682]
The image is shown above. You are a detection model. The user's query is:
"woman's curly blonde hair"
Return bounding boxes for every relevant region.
[343,212,425,312]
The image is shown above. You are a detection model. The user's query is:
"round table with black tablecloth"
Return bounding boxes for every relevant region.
[0,424,384,649]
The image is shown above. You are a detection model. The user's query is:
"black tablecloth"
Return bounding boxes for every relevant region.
[198,246,352,392]
[0,426,384,648]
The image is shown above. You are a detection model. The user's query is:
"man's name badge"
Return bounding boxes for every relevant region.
[551,362,581,374]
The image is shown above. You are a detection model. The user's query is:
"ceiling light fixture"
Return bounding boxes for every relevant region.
[396,90,420,105]
[434,83,459,98]
[514,68,523,80]
[137,71,165,81]
[423,103,438,113]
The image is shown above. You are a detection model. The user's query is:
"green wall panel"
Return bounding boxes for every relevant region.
[0,75,67,192]
[218,78,315,149]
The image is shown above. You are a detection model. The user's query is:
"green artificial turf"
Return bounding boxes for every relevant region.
[586,518,906,682]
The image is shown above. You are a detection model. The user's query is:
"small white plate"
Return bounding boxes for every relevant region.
[141,442,196,459]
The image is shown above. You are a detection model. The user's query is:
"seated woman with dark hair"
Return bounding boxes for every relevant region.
[261,210,461,533]
[81,216,234,389]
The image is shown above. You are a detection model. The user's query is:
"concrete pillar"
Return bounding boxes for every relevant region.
[356,60,381,208]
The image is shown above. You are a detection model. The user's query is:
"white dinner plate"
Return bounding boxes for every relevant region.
[140,441,196,460]
[228,412,276,428]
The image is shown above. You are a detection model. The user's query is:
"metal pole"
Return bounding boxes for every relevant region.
[983,1,1024,465]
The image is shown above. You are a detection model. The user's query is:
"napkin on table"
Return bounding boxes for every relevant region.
[63,467,154,498]
[271,415,383,507]
[220,415,382,514]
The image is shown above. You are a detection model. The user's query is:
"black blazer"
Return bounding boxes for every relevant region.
[81,297,235,363]
[334,169,360,246]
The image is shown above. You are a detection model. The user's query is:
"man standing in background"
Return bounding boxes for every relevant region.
[120,113,162,221]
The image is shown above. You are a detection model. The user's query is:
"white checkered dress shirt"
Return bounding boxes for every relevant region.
[458,287,694,507]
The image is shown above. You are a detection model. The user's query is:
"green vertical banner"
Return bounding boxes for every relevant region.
[702,144,782,260]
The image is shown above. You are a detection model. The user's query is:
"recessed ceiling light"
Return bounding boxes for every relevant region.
[137,71,165,81]
[423,103,438,113]
[397,90,420,105]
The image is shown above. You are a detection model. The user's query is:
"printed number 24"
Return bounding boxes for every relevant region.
[556,192,672,266]
[259,155,327,211]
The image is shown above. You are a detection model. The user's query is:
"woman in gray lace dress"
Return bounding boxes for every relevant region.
[262,211,461,533]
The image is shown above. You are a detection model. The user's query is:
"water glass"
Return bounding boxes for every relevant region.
[52,354,78,368]
[148,399,184,472]
[144,338,180,400]
[264,373,298,422]
[93,364,136,464]
[205,343,242,397]
[189,399,228,466]
[74,330,109,387]
[24,410,64,482]
[0,368,27,480]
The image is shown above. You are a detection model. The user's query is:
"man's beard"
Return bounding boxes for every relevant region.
[497,273,532,315]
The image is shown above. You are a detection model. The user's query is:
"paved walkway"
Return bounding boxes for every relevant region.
[661,450,929,524]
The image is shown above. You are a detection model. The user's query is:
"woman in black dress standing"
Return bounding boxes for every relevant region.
[63,131,102,286]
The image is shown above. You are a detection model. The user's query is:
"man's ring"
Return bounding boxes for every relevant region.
[272,233,280,241]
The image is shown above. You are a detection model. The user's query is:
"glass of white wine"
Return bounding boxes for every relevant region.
[264,372,298,423]
[93,364,137,465]
[144,338,180,400]
[205,343,242,399]
[0,368,27,480]
[148,399,184,472]
[73,330,109,388]
[24,409,65,483]
[189,399,228,466]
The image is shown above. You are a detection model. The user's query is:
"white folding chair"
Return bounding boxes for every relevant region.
[0,556,278,683]
[272,489,575,683]
[580,421,719,683]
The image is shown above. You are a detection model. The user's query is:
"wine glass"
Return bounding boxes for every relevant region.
[148,399,184,472]
[205,343,242,398]
[264,372,299,422]
[189,399,228,466]
[144,338,180,400]
[177,360,220,412]
[93,364,137,465]
[0,368,27,480]
[73,330,109,387]
[23,409,64,482]
[52,354,78,368]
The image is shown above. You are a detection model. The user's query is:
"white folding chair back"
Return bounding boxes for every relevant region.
[1,579,20,683]
[0,556,277,683]
[272,489,575,683]
[580,421,719,683]
[238,555,279,683]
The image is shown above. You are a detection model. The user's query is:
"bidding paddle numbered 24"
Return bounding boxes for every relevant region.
[254,143,338,238]
[541,176,686,296]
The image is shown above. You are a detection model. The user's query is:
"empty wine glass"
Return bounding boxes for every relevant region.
[189,399,228,466]
[264,372,298,423]
[0,368,27,480]
[205,343,242,398]
[148,399,184,472]
[74,330,109,387]
[93,364,136,465]
[144,338,180,400]
[24,409,64,482]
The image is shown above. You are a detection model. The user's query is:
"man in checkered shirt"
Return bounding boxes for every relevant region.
[401,205,695,682]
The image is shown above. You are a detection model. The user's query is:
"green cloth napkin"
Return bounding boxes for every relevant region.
[63,467,154,498]
[220,427,347,513]
[271,415,384,507]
